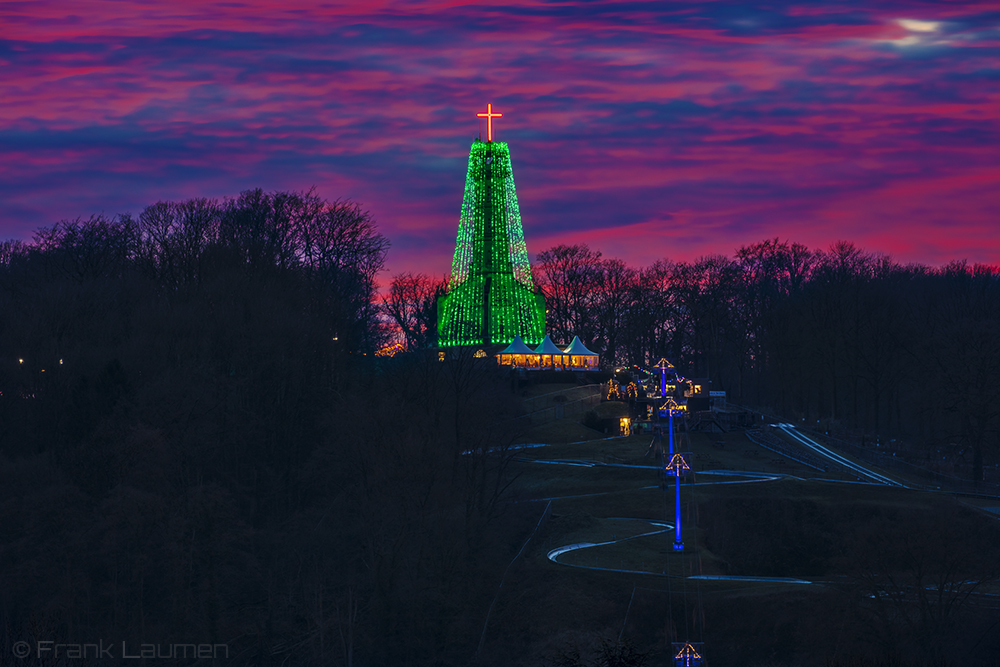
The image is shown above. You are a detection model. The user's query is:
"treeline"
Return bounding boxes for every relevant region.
[0,191,534,666]
[386,239,1000,481]
[540,240,1000,482]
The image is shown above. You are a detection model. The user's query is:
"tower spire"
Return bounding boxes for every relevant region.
[476,103,503,142]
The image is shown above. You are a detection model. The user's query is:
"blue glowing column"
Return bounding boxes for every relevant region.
[674,471,683,551]
[666,451,688,552]
[668,408,674,455]
[654,358,672,399]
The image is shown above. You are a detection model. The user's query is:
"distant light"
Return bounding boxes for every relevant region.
[40,369,45,373]
[897,18,940,32]
[332,337,339,341]
[18,358,23,364]
[59,359,63,364]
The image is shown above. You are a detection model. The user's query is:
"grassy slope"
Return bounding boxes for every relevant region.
[481,396,1000,667]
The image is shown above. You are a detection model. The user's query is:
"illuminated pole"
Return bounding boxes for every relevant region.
[665,452,689,552]
[661,397,678,455]
[669,400,686,549]
[669,408,674,455]
[654,358,673,399]
[674,469,683,550]
[672,406,683,550]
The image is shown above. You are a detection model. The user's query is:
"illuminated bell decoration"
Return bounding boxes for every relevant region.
[664,452,691,477]
[654,358,675,372]
[438,107,545,347]
[672,643,704,667]
[659,398,686,416]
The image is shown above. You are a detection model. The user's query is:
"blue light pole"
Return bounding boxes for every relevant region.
[654,359,685,552]
[674,468,683,550]
[665,447,690,552]
[654,358,674,400]
[669,404,680,548]
[669,407,674,455]
[660,397,678,455]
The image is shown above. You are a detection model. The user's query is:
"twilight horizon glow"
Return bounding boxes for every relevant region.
[2,1,999,277]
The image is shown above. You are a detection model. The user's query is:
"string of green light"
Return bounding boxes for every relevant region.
[439,141,545,347]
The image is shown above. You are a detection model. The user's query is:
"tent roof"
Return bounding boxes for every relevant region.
[533,335,567,355]
[563,336,598,357]
[498,336,535,355]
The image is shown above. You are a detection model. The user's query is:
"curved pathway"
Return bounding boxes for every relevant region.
[522,433,899,584]
[540,472,817,584]
[545,516,815,584]
[546,518,673,576]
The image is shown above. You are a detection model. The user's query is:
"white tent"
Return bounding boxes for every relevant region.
[497,336,537,368]
[563,336,599,369]
[533,335,571,370]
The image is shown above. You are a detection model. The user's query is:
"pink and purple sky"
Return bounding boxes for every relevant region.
[2,1,999,276]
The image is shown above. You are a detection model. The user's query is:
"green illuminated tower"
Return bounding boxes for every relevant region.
[438,108,545,347]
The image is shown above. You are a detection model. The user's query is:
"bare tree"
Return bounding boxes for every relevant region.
[535,244,603,344]
[382,273,446,350]
[849,505,1000,661]
[591,258,638,365]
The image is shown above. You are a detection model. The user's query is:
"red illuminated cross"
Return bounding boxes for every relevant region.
[476,103,503,142]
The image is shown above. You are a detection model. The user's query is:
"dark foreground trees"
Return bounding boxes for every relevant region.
[847,504,1000,661]
[0,191,535,666]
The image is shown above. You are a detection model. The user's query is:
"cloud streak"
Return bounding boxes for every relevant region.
[1,1,999,274]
